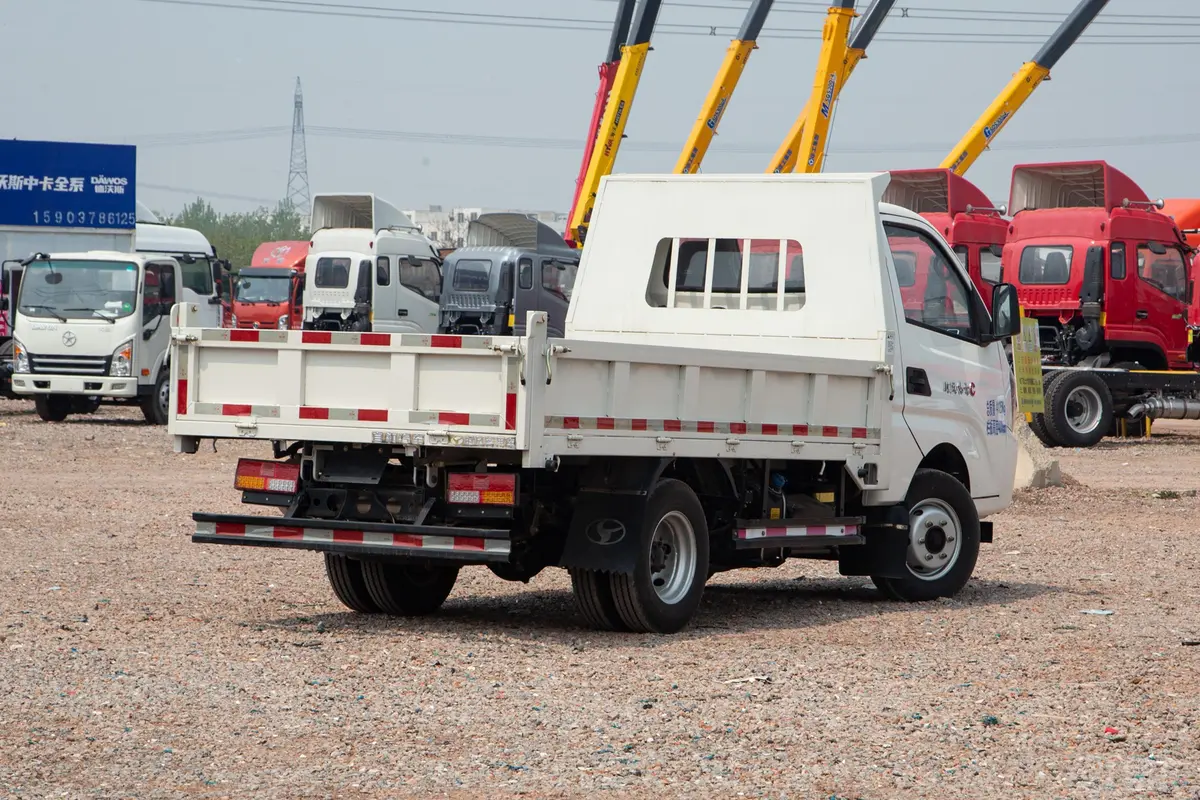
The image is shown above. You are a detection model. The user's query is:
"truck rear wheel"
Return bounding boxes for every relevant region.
[1026,373,1062,447]
[570,569,628,631]
[609,479,709,634]
[872,468,980,602]
[1043,370,1113,448]
[361,560,459,616]
[34,395,71,422]
[324,554,380,613]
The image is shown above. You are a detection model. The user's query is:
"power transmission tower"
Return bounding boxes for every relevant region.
[286,77,311,219]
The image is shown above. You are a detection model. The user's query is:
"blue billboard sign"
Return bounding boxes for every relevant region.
[0,139,136,230]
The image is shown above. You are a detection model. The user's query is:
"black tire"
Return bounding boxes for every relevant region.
[609,479,709,634]
[140,369,170,425]
[72,395,102,414]
[324,554,380,613]
[34,395,71,422]
[873,468,981,602]
[360,560,458,616]
[569,568,628,631]
[1043,370,1113,448]
[1027,372,1062,447]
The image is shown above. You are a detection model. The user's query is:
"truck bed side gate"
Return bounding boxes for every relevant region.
[169,302,531,445]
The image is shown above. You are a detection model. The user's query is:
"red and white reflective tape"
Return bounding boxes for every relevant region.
[196,328,497,349]
[544,416,877,440]
[196,520,511,555]
[736,523,860,540]
[184,403,502,427]
[504,357,519,431]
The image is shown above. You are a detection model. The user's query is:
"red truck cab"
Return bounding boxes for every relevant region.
[883,169,1008,308]
[1003,161,1193,370]
[230,241,310,330]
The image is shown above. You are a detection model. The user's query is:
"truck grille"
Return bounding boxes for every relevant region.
[29,353,112,376]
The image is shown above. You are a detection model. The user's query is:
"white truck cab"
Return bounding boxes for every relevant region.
[169,173,1022,634]
[302,227,441,333]
[11,250,188,424]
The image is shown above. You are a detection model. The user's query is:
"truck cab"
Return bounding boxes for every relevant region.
[10,251,182,424]
[884,169,1008,308]
[439,213,580,337]
[303,229,442,333]
[1002,161,1193,370]
[231,240,309,330]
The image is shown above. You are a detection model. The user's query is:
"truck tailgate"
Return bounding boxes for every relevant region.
[168,302,530,450]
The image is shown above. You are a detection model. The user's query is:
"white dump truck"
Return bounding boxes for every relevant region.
[168,173,1022,634]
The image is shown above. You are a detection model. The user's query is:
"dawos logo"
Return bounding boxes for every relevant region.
[91,175,129,195]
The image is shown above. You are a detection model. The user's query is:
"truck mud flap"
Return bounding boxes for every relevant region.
[192,513,512,564]
[837,504,911,579]
[557,490,649,575]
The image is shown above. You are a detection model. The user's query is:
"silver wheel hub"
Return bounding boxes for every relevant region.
[907,498,962,581]
[158,379,170,417]
[649,510,697,605]
[1063,384,1103,435]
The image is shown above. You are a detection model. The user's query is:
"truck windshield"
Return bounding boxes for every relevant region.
[235,275,290,303]
[315,257,351,288]
[18,260,138,320]
[452,259,492,291]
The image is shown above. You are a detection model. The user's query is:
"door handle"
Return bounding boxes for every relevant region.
[1136,309,1149,319]
[906,367,931,396]
[396,309,408,317]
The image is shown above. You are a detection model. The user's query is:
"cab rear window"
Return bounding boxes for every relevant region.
[314,257,351,288]
[1018,245,1072,285]
[452,259,492,291]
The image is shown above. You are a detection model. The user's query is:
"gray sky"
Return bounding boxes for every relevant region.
[5,0,1199,215]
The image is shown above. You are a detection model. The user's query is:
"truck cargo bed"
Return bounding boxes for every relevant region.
[169,305,892,476]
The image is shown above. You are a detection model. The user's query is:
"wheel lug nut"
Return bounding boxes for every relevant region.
[917,538,925,545]
[939,553,948,560]
[925,520,933,528]
[924,554,934,561]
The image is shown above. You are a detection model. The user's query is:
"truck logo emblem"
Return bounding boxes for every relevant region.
[62,331,76,347]
[585,518,626,546]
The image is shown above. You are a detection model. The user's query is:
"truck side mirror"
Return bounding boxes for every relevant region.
[211,261,223,285]
[1148,241,1168,256]
[989,244,1003,258]
[989,283,1021,340]
[0,296,7,312]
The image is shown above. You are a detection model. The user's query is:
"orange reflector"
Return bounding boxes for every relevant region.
[141,368,151,377]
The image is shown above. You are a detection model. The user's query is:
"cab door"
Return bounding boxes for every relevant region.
[373,256,440,334]
[1133,242,1190,367]
[140,261,177,382]
[370,256,400,331]
[885,221,1014,503]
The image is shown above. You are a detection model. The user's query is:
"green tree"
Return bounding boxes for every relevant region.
[158,199,308,269]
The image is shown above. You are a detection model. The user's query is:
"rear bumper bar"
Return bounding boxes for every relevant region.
[192,512,512,563]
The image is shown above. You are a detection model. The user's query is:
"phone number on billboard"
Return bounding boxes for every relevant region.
[32,210,136,226]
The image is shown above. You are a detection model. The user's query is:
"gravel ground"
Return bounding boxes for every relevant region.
[1,398,1198,798]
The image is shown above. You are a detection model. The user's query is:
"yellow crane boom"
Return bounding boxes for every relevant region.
[941,0,1110,175]
[767,0,895,174]
[675,0,775,174]
[567,0,664,247]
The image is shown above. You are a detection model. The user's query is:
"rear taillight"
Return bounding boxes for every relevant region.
[235,459,300,494]
[447,473,517,506]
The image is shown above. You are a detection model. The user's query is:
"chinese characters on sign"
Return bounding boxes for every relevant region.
[0,139,136,230]
[986,398,1009,436]
[1013,315,1045,414]
[942,380,976,396]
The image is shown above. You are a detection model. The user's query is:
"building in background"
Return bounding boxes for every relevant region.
[405,206,567,248]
